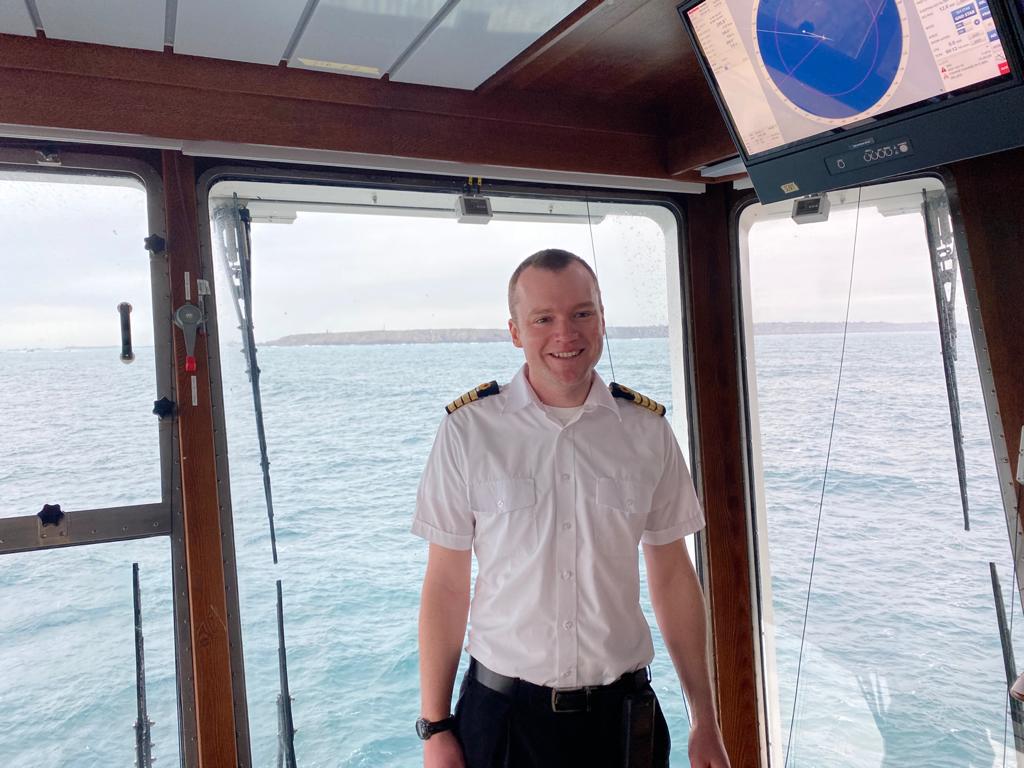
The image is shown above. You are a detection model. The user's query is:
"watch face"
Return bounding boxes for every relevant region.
[416,716,452,740]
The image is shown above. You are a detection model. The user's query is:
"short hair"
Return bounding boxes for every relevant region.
[507,249,601,319]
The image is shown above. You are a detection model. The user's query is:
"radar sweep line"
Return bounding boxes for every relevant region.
[754,29,831,42]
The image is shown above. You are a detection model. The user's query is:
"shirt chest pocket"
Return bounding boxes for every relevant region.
[594,477,651,554]
[470,478,537,516]
[596,477,649,515]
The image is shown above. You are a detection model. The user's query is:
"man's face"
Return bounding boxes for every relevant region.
[508,263,605,406]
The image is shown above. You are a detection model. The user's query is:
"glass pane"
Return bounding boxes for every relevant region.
[740,179,1021,767]
[0,537,181,767]
[207,183,696,766]
[0,174,160,517]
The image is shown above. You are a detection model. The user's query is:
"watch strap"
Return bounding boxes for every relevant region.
[417,715,455,740]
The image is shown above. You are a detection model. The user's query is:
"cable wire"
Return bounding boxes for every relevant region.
[784,189,863,767]
[584,197,615,382]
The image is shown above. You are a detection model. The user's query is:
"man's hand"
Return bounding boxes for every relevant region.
[687,720,731,768]
[423,730,465,768]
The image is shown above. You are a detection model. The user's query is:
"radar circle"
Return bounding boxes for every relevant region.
[753,0,910,122]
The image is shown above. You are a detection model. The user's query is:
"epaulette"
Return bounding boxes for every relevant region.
[609,382,666,417]
[445,381,500,415]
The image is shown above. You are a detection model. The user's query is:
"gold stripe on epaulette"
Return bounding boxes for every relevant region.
[610,382,666,417]
[445,380,500,415]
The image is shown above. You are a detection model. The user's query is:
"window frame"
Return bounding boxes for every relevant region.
[0,146,198,768]
[194,161,703,765]
[732,170,1022,767]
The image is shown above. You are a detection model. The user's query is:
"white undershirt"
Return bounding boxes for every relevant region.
[542,404,584,427]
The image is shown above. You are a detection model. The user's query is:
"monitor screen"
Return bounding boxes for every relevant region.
[685,0,1013,158]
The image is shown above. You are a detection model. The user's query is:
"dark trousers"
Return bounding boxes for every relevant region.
[453,662,671,768]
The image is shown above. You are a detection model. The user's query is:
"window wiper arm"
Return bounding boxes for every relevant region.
[923,190,969,530]
[133,562,155,768]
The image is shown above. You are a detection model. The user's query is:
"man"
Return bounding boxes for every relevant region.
[413,248,730,768]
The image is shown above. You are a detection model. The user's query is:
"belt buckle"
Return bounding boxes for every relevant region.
[551,686,590,713]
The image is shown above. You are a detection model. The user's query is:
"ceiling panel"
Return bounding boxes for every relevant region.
[290,0,446,79]
[35,0,165,51]
[390,0,585,90]
[174,0,309,65]
[0,1,36,36]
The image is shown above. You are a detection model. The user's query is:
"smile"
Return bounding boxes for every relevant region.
[550,350,582,359]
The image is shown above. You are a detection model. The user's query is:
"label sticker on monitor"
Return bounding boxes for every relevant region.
[687,0,1012,157]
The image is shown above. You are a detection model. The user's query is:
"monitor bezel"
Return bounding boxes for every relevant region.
[677,0,1024,165]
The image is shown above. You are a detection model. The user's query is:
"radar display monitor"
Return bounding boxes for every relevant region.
[679,0,1024,201]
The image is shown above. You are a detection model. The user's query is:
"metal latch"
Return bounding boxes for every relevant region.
[174,303,203,373]
[37,503,68,544]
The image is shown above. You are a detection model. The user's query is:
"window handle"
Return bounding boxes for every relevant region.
[174,303,203,373]
[118,302,135,363]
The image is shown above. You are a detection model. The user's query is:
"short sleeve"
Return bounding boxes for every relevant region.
[412,415,475,550]
[641,421,704,545]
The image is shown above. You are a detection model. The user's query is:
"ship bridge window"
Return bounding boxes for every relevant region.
[738,178,1022,766]
[0,172,161,515]
[0,165,183,767]
[203,177,695,766]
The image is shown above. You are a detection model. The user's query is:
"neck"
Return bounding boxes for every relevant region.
[525,367,593,407]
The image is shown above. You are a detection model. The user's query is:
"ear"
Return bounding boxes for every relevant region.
[508,318,523,349]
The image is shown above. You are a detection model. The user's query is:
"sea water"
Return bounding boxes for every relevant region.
[0,332,1019,767]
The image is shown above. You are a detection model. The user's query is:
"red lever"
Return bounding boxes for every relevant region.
[185,356,197,373]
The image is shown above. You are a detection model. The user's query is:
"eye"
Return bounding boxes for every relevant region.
[533,316,551,325]
[575,311,595,319]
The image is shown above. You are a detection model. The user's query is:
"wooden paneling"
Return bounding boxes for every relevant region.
[951,149,1024,503]
[686,185,760,766]
[163,151,239,768]
[0,33,651,135]
[0,0,737,177]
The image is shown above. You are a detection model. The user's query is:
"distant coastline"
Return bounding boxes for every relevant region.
[264,322,943,346]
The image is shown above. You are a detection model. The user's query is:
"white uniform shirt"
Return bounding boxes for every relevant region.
[413,365,704,688]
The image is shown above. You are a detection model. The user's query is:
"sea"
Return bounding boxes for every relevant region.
[1,330,1021,768]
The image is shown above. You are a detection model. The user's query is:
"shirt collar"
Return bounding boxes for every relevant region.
[503,364,622,421]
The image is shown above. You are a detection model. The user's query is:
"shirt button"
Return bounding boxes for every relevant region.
[563,620,574,630]
[562,522,572,531]
[560,473,570,481]
[562,669,572,678]
[626,499,635,508]
[561,570,573,580]
[497,500,504,508]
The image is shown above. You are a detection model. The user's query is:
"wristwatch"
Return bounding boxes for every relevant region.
[416,715,455,741]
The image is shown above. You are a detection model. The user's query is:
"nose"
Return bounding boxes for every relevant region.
[552,316,579,340]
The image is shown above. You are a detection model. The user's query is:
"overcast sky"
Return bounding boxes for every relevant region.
[0,176,958,350]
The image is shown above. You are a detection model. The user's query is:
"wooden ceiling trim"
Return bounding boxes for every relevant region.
[0,33,656,137]
[496,1,700,101]
[0,68,679,179]
[666,117,738,175]
[0,2,741,180]
[478,0,645,95]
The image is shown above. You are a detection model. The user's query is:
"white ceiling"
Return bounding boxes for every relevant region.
[1,0,585,90]
[0,0,35,36]
[34,0,166,51]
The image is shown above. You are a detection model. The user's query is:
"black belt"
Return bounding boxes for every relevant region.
[469,658,651,713]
